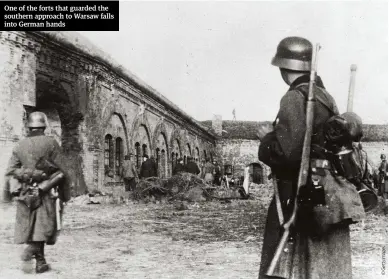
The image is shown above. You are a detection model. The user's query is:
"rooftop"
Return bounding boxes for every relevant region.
[201,120,272,140]
[33,31,214,138]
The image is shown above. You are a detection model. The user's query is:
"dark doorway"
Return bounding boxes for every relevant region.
[249,163,264,184]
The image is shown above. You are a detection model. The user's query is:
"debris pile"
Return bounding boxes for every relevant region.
[133,177,170,200]
[133,172,247,202]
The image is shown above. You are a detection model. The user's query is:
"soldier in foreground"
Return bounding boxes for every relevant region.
[257,37,363,279]
[2,111,71,273]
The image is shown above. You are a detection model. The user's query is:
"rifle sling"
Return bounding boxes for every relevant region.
[270,84,332,228]
[295,83,336,116]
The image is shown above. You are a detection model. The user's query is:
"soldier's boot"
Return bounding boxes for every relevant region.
[35,242,50,274]
[21,243,39,273]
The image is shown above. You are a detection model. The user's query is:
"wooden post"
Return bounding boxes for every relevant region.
[347,64,357,112]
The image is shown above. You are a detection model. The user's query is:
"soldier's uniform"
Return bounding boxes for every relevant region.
[173,158,186,175]
[185,157,201,175]
[3,112,71,273]
[122,155,138,191]
[258,37,353,279]
[378,154,388,198]
[140,155,158,179]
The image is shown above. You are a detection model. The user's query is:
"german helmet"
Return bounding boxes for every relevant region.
[271,37,313,71]
[27,111,47,128]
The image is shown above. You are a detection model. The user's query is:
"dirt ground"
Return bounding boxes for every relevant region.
[0,196,387,279]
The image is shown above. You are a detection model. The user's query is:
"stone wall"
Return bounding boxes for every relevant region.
[215,139,269,182]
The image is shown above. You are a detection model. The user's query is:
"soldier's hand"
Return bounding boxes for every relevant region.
[256,126,273,141]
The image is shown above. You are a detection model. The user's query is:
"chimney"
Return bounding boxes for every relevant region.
[212,115,222,136]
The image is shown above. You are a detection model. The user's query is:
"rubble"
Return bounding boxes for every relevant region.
[67,173,261,205]
[132,172,248,202]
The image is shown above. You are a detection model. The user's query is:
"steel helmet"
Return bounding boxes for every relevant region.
[381,154,386,160]
[27,111,47,128]
[271,37,313,71]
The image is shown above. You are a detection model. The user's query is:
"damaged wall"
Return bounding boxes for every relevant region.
[0,31,216,199]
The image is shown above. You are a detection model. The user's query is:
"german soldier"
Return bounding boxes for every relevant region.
[185,156,201,175]
[3,111,71,273]
[213,160,221,186]
[140,154,158,179]
[257,37,353,279]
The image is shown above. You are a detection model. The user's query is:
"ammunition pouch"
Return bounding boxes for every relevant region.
[17,183,42,210]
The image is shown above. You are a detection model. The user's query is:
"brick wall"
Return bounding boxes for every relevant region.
[0,32,39,200]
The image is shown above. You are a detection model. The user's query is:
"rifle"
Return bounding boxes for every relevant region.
[265,43,321,278]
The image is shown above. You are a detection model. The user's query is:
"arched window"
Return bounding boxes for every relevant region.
[104,134,114,172]
[161,150,166,178]
[171,152,175,170]
[142,144,148,157]
[135,142,141,168]
[115,137,123,175]
[204,150,207,161]
[156,148,160,174]
[184,155,187,165]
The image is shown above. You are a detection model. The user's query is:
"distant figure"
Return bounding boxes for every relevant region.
[213,161,221,186]
[232,108,236,121]
[185,156,200,175]
[199,159,206,179]
[140,154,157,179]
[173,158,185,175]
[203,159,215,184]
[378,154,388,199]
[121,155,139,191]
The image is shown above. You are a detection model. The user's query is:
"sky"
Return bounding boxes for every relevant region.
[79,1,388,124]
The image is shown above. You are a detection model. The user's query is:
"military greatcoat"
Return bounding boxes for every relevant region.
[3,130,71,245]
[140,158,158,179]
[258,75,353,279]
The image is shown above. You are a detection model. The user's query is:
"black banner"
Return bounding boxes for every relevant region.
[0,1,119,31]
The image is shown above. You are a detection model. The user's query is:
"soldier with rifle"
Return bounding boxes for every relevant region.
[257,37,365,279]
[2,111,71,274]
